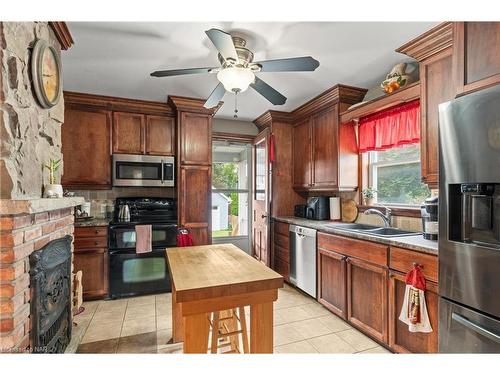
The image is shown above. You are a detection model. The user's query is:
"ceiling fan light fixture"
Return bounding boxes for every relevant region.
[217,67,255,93]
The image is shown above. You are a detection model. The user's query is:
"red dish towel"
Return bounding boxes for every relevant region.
[176,232,194,247]
[135,225,152,254]
[399,265,433,333]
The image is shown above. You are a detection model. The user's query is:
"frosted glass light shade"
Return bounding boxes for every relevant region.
[217,67,255,93]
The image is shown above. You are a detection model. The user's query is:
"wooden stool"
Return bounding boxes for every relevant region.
[208,307,249,354]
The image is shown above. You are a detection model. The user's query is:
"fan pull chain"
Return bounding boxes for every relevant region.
[234,91,239,119]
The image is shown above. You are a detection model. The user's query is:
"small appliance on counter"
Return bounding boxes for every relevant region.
[294,204,307,218]
[306,196,330,220]
[421,196,438,240]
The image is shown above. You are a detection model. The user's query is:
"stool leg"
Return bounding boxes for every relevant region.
[238,307,249,354]
[210,311,220,354]
[228,309,239,353]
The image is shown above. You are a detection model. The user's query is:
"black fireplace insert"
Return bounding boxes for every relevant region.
[29,235,72,353]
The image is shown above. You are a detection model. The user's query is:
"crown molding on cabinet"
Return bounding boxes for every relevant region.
[168,95,222,116]
[253,110,293,130]
[63,91,175,116]
[49,22,74,50]
[396,22,453,61]
[253,84,367,126]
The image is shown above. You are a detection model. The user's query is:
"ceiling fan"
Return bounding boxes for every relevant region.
[150,28,320,116]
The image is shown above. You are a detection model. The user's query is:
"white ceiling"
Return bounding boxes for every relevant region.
[62,22,437,121]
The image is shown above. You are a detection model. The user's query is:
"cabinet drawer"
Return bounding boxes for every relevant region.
[274,221,289,236]
[318,232,388,266]
[389,246,438,283]
[274,244,290,263]
[75,226,108,238]
[74,236,108,249]
[273,232,289,250]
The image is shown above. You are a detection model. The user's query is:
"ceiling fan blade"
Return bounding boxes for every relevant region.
[204,83,226,109]
[253,56,320,72]
[250,77,287,105]
[205,28,239,63]
[150,67,217,77]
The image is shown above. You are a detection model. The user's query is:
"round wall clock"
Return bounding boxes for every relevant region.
[31,39,62,108]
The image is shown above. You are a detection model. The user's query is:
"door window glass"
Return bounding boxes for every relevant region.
[255,141,266,201]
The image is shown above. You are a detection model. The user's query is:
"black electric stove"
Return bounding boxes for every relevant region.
[108,197,177,299]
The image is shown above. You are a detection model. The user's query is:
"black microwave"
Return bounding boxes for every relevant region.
[112,154,174,187]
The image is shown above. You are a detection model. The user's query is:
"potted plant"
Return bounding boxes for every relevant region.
[362,187,377,206]
[43,158,63,198]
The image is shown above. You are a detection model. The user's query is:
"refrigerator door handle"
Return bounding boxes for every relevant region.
[452,312,500,344]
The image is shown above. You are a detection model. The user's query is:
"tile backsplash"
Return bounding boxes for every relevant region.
[70,187,175,218]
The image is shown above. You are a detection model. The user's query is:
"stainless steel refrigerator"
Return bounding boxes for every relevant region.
[438,84,500,353]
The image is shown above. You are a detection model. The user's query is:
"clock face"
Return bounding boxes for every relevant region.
[31,39,61,108]
[41,48,59,103]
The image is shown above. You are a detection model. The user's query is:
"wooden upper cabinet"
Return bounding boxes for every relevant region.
[312,107,338,189]
[61,106,112,188]
[145,115,175,156]
[420,49,454,188]
[453,22,500,96]
[292,118,312,188]
[113,112,145,154]
[180,112,212,165]
[347,257,388,344]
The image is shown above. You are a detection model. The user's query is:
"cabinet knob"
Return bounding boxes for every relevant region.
[95,241,100,246]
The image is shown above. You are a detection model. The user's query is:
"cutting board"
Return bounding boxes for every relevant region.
[341,199,359,222]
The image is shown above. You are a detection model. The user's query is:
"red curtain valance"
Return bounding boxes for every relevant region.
[358,99,420,153]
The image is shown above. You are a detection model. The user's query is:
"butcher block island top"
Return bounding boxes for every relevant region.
[166,244,284,353]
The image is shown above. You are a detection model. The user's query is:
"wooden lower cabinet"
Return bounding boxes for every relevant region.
[346,257,388,343]
[388,271,439,353]
[317,248,347,319]
[73,226,109,300]
[272,221,290,280]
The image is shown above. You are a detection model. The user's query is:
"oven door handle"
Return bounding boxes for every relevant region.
[452,313,500,344]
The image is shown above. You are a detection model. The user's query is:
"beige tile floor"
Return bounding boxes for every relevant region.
[74,284,391,354]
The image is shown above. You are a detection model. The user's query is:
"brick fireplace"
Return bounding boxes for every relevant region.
[0,199,82,353]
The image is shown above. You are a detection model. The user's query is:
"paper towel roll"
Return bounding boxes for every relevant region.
[329,197,341,220]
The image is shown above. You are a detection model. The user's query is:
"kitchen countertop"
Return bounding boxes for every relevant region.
[273,216,438,255]
[74,217,111,227]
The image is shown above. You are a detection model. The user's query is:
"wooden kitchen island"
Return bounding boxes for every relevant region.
[166,244,283,353]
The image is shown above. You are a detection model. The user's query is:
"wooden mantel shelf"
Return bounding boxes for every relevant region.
[340,81,420,124]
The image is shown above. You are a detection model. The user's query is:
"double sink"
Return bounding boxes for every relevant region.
[325,223,420,238]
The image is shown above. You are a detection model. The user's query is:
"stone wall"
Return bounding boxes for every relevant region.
[0,207,74,352]
[0,22,64,199]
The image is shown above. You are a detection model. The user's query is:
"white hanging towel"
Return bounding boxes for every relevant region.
[398,265,433,333]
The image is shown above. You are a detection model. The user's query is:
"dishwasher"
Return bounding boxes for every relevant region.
[289,225,317,298]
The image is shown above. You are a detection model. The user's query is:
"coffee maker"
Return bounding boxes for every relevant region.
[306,196,330,220]
[421,196,438,240]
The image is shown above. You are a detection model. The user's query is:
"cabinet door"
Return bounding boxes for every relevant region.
[388,271,438,353]
[179,112,212,165]
[420,49,453,188]
[312,107,338,189]
[145,115,175,156]
[179,165,211,245]
[453,22,500,96]
[292,118,312,189]
[347,257,388,343]
[73,248,108,300]
[317,248,347,319]
[62,107,112,188]
[112,112,145,154]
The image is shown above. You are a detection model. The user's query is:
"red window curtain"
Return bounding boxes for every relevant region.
[358,100,420,153]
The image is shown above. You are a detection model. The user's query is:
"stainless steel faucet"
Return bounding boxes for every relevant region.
[364,206,392,227]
